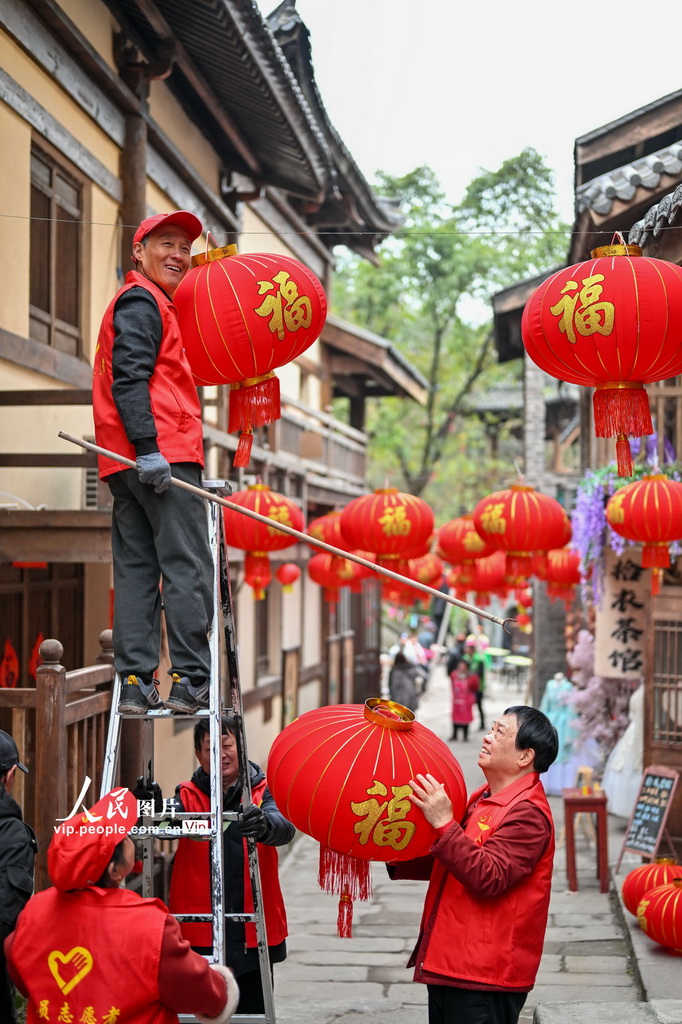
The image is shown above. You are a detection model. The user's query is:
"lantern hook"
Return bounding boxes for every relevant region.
[502,617,516,636]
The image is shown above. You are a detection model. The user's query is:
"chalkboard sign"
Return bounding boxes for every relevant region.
[616,765,679,870]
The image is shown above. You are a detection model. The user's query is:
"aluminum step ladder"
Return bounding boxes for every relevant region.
[100,482,276,1024]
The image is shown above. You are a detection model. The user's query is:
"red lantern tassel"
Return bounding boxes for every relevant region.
[318,846,372,938]
[229,373,281,433]
[615,435,635,479]
[232,428,254,468]
[593,384,653,438]
[337,888,354,938]
[641,543,671,569]
[652,568,662,596]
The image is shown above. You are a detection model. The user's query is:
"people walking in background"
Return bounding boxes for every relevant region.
[449,660,478,741]
[391,705,559,1024]
[388,651,424,712]
[0,732,36,1024]
[464,637,487,731]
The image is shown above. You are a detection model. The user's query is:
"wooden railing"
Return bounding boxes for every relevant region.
[0,631,115,890]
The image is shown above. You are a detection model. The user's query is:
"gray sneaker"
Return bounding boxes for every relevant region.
[165,674,209,714]
[118,675,165,714]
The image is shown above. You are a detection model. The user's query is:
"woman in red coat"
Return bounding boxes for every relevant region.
[449,662,479,741]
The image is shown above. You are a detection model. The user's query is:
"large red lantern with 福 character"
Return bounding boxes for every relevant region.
[606,475,682,595]
[472,485,570,578]
[340,488,434,576]
[522,242,682,478]
[267,699,466,937]
[222,484,304,599]
[175,247,327,467]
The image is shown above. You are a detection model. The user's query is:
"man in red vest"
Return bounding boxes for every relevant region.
[92,211,214,716]
[4,788,238,1024]
[166,716,294,1017]
[393,704,558,1024]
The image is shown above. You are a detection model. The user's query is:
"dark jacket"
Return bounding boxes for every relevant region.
[169,762,294,973]
[0,787,37,942]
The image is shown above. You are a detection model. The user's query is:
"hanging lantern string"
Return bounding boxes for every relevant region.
[58,431,514,630]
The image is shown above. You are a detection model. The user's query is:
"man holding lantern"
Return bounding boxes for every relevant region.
[92,211,214,716]
[392,705,558,1024]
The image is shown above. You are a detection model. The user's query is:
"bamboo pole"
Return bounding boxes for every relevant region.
[58,431,514,631]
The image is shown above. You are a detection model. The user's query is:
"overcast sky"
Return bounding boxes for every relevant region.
[258,0,682,223]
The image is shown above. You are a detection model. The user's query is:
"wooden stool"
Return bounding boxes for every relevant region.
[562,787,609,893]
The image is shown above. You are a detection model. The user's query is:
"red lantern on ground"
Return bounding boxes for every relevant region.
[637,879,682,954]
[340,488,434,576]
[267,699,467,936]
[622,860,681,917]
[275,563,300,593]
[472,485,570,578]
[223,484,304,599]
[307,552,355,603]
[175,248,327,467]
[522,242,682,478]
[606,474,682,594]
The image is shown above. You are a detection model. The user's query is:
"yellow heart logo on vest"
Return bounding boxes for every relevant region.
[48,947,93,995]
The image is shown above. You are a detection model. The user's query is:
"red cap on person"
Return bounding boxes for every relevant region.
[132,211,203,252]
[48,788,138,891]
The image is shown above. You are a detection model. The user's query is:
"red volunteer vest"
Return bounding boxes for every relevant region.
[92,271,204,478]
[11,886,176,1024]
[167,779,287,948]
[417,773,554,990]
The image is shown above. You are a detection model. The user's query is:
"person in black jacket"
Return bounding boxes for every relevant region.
[165,717,295,1017]
[0,731,37,1024]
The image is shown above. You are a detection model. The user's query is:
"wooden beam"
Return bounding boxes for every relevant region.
[0,455,96,467]
[0,511,112,563]
[0,390,92,405]
[0,330,93,388]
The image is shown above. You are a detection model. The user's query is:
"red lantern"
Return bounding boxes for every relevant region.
[223,484,304,598]
[472,485,570,578]
[471,551,508,607]
[267,699,467,936]
[522,242,682,478]
[244,553,271,600]
[545,547,582,608]
[606,474,682,594]
[637,879,682,954]
[308,552,355,603]
[437,515,496,564]
[175,248,327,466]
[622,860,681,917]
[275,562,300,593]
[340,488,434,576]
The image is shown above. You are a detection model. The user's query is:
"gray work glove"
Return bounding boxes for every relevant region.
[136,452,171,493]
[236,803,268,839]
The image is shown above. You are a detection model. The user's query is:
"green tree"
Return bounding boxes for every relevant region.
[332,149,568,512]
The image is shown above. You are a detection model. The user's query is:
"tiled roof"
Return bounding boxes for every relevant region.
[628,182,682,246]
[576,144,682,216]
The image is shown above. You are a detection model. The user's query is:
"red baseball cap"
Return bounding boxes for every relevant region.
[48,787,138,891]
[132,210,203,250]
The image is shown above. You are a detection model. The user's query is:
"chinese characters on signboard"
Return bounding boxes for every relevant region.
[594,548,647,679]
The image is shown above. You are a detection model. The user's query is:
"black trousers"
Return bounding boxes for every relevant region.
[107,463,213,682]
[427,984,527,1024]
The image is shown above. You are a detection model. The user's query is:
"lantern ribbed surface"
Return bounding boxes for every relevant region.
[472,485,569,577]
[437,515,496,565]
[267,702,467,863]
[175,251,327,386]
[637,879,682,954]
[622,860,681,917]
[340,488,434,560]
[521,246,682,476]
[222,484,304,552]
[606,475,682,568]
[307,551,355,602]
